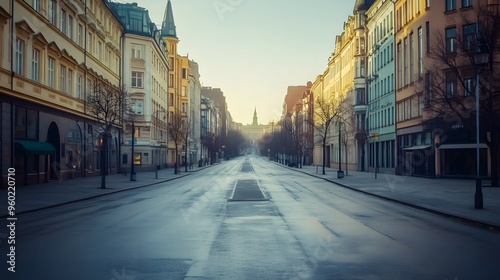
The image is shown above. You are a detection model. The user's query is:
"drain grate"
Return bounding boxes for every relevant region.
[229,179,267,201]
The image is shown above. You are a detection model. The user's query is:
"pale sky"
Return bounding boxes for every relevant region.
[130,0,354,125]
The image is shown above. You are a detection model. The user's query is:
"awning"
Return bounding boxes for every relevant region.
[438,143,488,149]
[15,140,55,155]
[403,145,431,151]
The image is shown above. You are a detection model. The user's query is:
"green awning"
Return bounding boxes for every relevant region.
[15,140,55,155]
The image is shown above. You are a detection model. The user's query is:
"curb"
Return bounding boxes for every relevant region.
[1,172,192,218]
[276,163,500,233]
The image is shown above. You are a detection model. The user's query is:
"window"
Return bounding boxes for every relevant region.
[33,0,41,12]
[410,33,414,83]
[48,57,55,88]
[32,49,40,82]
[67,69,73,95]
[26,109,38,140]
[15,39,24,75]
[15,106,26,138]
[68,16,73,39]
[426,21,430,53]
[134,153,142,165]
[425,72,431,104]
[446,0,456,11]
[76,74,82,99]
[426,0,431,8]
[464,77,475,96]
[49,0,56,25]
[446,72,457,97]
[88,32,93,53]
[169,74,174,88]
[462,0,472,8]
[397,42,402,89]
[60,65,66,93]
[98,41,102,60]
[131,44,142,59]
[131,71,144,88]
[182,102,187,113]
[404,37,408,86]
[131,99,144,115]
[78,24,83,47]
[61,9,67,34]
[445,27,457,54]
[418,27,423,78]
[463,23,477,51]
[182,68,187,79]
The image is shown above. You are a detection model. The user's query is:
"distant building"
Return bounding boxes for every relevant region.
[241,108,268,144]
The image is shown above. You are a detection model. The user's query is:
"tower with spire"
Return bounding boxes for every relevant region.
[252,107,258,125]
[160,0,190,170]
[161,0,177,39]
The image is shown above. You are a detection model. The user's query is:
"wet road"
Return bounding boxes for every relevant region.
[1,156,499,279]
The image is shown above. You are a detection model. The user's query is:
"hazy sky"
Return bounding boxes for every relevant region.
[131,0,354,124]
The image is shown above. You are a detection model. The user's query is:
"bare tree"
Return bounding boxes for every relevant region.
[281,112,305,167]
[168,110,188,174]
[424,5,500,187]
[338,97,356,176]
[308,94,343,175]
[85,81,131,188]
[181,118,191,172]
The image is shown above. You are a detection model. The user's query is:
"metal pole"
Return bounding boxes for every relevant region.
[130,122,136,181]
[475,71,483,209]
[375,140,378,179]
[338,123,342,172]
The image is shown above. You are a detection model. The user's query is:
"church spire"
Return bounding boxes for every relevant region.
[161,0,177,38]
[252,107,258,125]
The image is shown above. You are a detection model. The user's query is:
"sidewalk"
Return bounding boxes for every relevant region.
[277,163,500,231]
[0,164,215,217]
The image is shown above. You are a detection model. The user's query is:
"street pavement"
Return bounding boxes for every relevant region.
[1,158,499,230]
[1,156,499,279]
[0,164,214,216]
[276,161,500,230]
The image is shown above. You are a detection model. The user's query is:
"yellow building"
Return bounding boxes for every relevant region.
[311,1,374,173]
[161,0,189,168]
[0,0,123,186]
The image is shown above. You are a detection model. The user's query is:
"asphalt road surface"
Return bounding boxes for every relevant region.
[1,156,499,279]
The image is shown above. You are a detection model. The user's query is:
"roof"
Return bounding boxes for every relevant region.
[161,0,177,38]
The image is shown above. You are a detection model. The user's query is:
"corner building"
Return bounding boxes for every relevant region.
[0,0,123,186]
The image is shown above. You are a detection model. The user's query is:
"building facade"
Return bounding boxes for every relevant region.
[109,1,170,172]
[161,0,189,168]
[366,0,396,174]
[1,0,123,186]
[188,59,201,167]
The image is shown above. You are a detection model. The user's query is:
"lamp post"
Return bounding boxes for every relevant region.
[153,109,167,179]
[474,47,489,209]
[130,122,136,181]
[337,122,344,179]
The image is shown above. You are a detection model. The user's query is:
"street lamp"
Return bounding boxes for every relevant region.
[474,45,489,209]
[153,109,167,179]
[130,122,136,181]
[337,122,344,179]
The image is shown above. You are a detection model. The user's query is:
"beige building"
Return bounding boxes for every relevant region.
[0,0,123,186]
[312,1,373,172]
[108,1,170,172]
